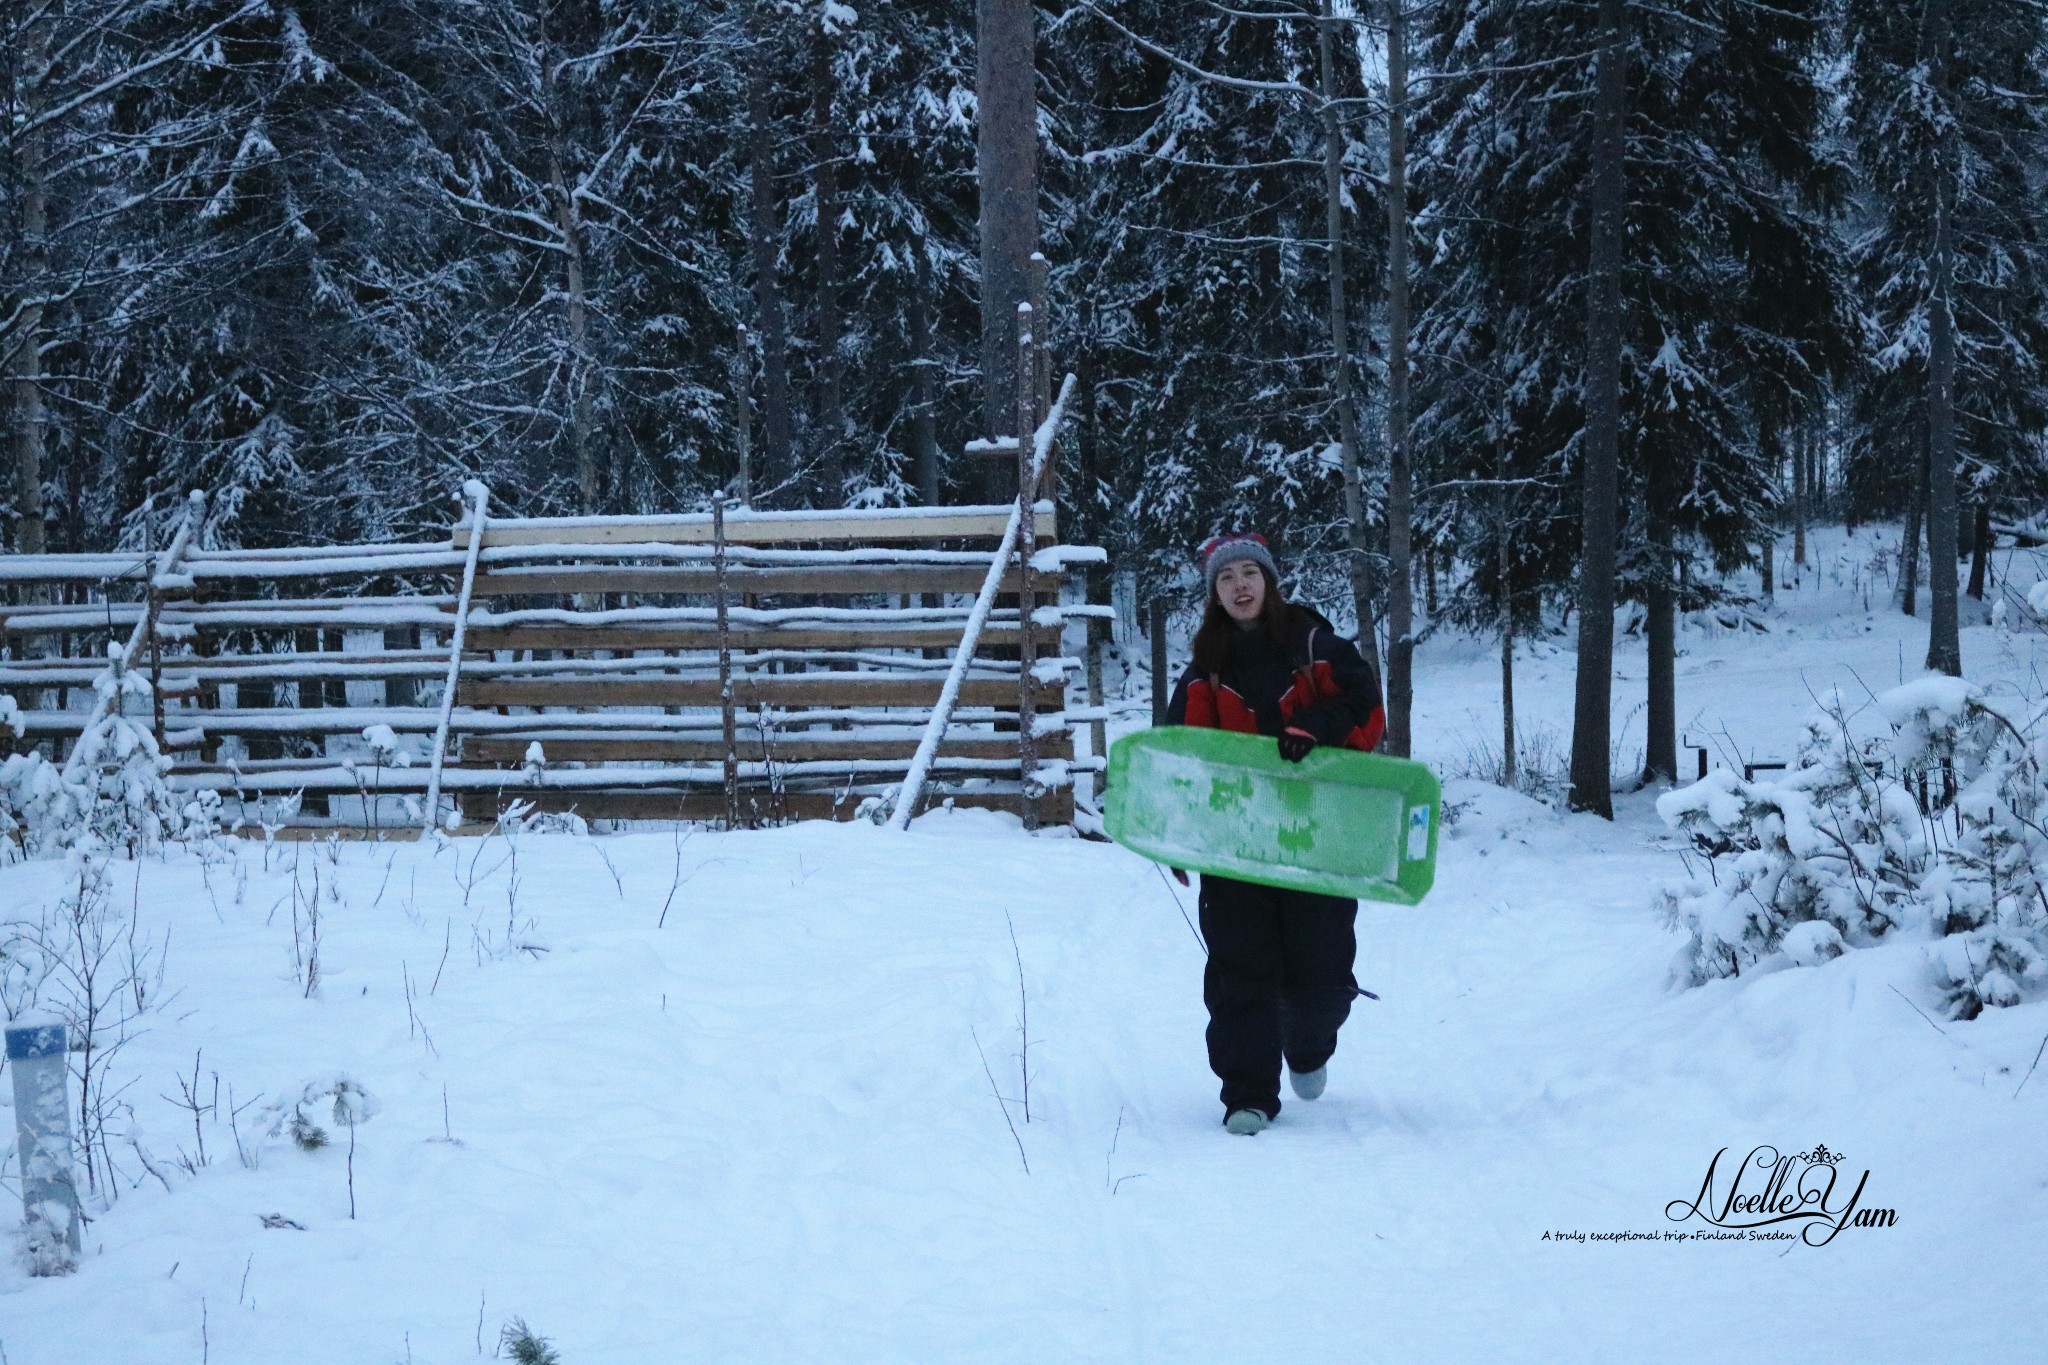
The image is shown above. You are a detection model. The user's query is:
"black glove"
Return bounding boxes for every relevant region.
[1278,728,1317,763]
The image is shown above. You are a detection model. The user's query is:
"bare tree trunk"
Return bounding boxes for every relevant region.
[1570,0,1627,819]
[7,20,49,558]
[1498,447,1516,789]
[1382,0,1414,757]
[1968,501,1990,600]
[909,230,939,506]
[812,38,845,506]
[1643,440,1676,785]
[543,124,596,514]
[732,323,752,503]
[1814,415,1829,521]
[1901,426,1925,617]
[746,14,792,497]
[1793,426,1809,571]
[1319,3,1378,675]
[1077,292,1101,545]
[1923,0,1961,676]
[977,0,1039,496]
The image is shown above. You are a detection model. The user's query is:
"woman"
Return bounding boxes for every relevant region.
[1165,533,1385,1135]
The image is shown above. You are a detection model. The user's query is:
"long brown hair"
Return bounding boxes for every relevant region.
[1190,564,1304,676]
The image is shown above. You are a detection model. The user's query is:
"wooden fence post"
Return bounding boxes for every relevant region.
[1015,303,1040,831]
[715,490,739,828]
[1086,619,1106,801]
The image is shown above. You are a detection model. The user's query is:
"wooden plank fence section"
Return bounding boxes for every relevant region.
[5,491,1109,832]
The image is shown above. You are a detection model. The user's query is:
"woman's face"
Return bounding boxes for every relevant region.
[1215,560,1267,625]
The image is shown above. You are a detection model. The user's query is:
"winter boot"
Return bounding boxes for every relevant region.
[1224,1108,1271,1136]
[1288,1065,1328,1101]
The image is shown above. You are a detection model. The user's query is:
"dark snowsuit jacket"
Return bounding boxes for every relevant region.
[1165,606,1385,752]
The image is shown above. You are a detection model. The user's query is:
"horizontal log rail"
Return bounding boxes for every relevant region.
[456,673,1058,710]
[4,538,1105,585]
[461,732,1075,764]
[452,502,1055,549]
[176,755,1049,793]
[447,787,1076,827]
[0,647,1022,690]
[461,623,1035,653]
[12,703,1085,738]
[470,563,1027,597]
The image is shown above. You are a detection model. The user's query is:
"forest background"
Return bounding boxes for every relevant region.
[5,0,2045,814]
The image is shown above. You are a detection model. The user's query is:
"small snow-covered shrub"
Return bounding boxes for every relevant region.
[500,1319,563,1365]
[1657,678,2048,1017]
[275,1076,382,1151]
[1448,722,1571,806]
[1,658,187,858]
[360,723,412,767]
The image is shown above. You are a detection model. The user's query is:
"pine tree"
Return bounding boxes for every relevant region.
[1844,0,2048,671]
[1044,3,1383,616]
[1415,0,1850,805]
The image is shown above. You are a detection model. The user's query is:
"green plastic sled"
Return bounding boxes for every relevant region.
[1104,727,1441,905]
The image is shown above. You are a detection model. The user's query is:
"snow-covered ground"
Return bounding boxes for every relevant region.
[3,523,2046,1363]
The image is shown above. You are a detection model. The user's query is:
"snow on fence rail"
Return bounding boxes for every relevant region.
[4,481,1110,832]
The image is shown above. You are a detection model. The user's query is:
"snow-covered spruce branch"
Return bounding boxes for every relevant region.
[1071,1,1385,109]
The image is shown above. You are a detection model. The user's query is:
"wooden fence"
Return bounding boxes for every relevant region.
[2,498,1110,832]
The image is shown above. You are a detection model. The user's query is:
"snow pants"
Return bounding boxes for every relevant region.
[1198,874,1358,1119]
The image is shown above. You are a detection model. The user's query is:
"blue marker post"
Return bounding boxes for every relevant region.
[7,1018,83,1274]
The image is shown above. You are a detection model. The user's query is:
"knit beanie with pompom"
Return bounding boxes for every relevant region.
[1199,533,1279,597]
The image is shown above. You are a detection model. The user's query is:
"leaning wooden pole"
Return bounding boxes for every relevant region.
[420,480,489,837]
[891,373,1075,831]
